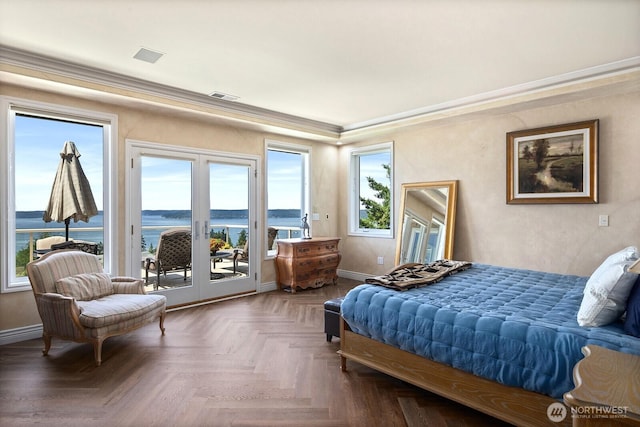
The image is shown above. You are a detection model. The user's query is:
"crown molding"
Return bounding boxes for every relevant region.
[0,45,342,142]
[1,45,639,144]
[339,60,640,142]
[344,56,640,133]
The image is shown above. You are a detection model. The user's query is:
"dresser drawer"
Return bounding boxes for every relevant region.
[294,253,341,270]
[293,240,339,257]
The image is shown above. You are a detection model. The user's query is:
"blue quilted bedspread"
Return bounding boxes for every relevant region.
[341,264,640,398]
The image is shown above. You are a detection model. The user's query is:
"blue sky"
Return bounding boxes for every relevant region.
[16,115,390,213]
[15,115,104,211]
[140,157,251,211]
[267,149,303,210]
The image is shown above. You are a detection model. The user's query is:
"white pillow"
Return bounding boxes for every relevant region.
[577,246,639,327]
[55,273,114,301]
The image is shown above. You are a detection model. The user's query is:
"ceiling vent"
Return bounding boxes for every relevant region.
[209,91,239,102]
[133,47,164,64]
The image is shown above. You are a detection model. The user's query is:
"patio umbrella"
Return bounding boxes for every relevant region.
[43,141,98,241]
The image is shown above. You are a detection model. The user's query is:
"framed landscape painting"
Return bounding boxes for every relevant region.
[506,120,598,204]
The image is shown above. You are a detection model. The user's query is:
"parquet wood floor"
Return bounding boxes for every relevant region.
[0,278,511,427]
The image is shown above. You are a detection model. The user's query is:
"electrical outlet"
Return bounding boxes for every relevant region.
[377,256,384,265]
[598,215,609,227]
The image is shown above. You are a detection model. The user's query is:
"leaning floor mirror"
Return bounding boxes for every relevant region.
[395,180,458,265]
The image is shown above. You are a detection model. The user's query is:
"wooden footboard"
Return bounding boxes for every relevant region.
[338,318,571,427]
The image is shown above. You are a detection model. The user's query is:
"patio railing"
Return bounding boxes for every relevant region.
[17,224,302,263]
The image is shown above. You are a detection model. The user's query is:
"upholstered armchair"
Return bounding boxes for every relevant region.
[26,250,166,366]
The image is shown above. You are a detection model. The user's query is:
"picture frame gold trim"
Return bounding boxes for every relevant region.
[506,120,598,204]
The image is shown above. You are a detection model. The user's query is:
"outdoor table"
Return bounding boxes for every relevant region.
[210,250,236,277]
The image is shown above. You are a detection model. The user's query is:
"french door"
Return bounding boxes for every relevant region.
[127,141,257,306]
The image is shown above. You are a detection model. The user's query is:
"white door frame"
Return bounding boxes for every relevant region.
[125,139,259,306]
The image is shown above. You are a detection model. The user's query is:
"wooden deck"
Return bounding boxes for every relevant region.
[140,256,247,293]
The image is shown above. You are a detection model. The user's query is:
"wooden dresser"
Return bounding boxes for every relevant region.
[275,237,341,293]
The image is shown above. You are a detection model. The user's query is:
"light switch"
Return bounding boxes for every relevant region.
[598,215,609,227]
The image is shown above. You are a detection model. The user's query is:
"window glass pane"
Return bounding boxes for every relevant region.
[267,147,307,245]
[349,142,393,237]
[357,151,391,230]
[140,156,192,291]
[208,162,250,281]
[209,162,249,249]
[14,114,104,277]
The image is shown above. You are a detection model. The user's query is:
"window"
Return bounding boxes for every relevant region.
[1,97,116,292]
[349,142,393,237]
[265,140,310,256]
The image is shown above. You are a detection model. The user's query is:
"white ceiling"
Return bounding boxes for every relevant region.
[1,0,639,136]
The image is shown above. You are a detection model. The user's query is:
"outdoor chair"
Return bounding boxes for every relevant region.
[232,227,277,271]
[34,235,66,258]
[232,241,248,266]
[233,227,278,266]
[51,239,99,255]
[268,227,278,251]
[145,229,192,290]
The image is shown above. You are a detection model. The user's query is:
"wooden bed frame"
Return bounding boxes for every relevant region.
[339,318,572,427]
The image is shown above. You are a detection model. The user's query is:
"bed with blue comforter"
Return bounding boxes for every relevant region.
[340,263,640,401]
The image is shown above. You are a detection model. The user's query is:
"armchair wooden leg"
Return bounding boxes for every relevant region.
[42,333,52,356]
[93,339,104,366]
[159,312,166,335]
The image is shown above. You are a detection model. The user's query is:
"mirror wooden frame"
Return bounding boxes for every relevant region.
[395,180,458,265]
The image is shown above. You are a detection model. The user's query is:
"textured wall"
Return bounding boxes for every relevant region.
[338,90,640,277]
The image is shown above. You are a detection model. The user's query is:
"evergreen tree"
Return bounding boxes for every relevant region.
[359,163,391,229]
[237,229,247,247]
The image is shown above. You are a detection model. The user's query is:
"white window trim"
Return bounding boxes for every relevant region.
[348,141,394,238]
[0,96,118,293]
[265,139,311,257]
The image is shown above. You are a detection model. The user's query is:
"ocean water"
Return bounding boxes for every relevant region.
[15,210,303,253]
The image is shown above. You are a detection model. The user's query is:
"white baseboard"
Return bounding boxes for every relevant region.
[259,281,278,293]
[338,269,368,283]
[0,324,42,346]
